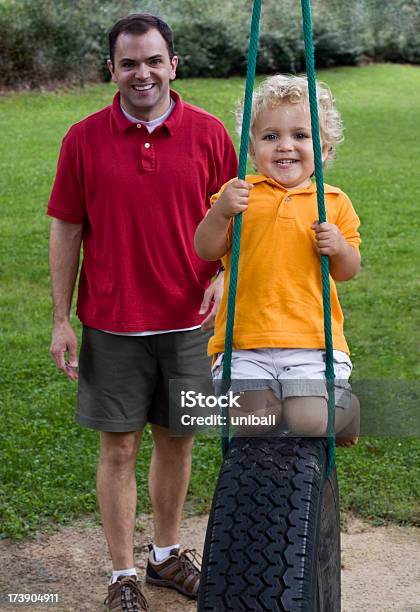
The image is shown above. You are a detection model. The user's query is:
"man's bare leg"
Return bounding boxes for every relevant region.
[97,431,142,569]
[149,424,194,546]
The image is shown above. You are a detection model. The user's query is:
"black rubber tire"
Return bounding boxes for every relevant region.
[197,437,341,612]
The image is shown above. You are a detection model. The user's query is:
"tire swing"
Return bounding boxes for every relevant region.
[198,1,341,611]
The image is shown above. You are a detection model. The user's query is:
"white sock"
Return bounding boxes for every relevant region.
[111,568,137,584]
[153,543,180,563]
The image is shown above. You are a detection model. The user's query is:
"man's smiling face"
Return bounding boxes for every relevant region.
[108,28,178,121]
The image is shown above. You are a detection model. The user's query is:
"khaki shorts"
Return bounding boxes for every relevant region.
[76,326,211,432]
[212,348,352,409]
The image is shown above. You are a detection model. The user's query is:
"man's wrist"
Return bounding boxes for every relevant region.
[53,312,71,325]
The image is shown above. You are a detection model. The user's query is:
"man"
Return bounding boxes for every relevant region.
[48,13,237,611]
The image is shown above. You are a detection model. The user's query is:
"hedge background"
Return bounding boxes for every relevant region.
[1,0,420,87]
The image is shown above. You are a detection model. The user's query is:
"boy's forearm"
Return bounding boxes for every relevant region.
[194,207,231,261]
[329,242,361,281]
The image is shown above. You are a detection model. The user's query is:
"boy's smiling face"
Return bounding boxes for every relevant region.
[252,102,327,189]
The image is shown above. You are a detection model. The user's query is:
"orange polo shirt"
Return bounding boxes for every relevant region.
[208,175,361,356]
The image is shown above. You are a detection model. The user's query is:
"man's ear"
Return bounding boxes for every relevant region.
[107,59,116,83]
[170,55,179,81]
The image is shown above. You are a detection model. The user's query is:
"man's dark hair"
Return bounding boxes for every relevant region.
[109,13,175,65]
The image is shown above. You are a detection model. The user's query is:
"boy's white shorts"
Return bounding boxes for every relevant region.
[212,348,353,410]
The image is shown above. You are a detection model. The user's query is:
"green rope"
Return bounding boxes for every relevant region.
[221,0,262,456]
[220,0,337,478]
[301,0,336,477]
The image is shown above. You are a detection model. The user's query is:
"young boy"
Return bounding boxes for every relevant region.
[194,75,360,443]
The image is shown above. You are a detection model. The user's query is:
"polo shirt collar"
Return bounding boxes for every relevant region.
[247,174,339,195]
[111,89,184,135]
[164,90,183,135]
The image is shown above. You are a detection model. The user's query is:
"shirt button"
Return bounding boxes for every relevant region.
[144,142,151,148]
[136,124,142,129]
[285,196,292,203]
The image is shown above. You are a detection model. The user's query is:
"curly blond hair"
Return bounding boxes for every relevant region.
[236,74,344,167]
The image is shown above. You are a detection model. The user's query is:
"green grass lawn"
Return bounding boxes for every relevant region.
[0,64,419,539]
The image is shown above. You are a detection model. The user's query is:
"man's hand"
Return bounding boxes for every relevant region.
[311,221,345,256]
[214,179,253,219]
[199,272,224,331]
[50,320,79,380]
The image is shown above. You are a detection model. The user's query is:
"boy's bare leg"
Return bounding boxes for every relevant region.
[97,431,142,570]
[336,394,360,447]
[283,397,328,437]
[283,394,359,445]
[231,389,283,436]
[149,424,194,546]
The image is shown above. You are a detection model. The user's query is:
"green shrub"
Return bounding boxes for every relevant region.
[257,34,304,74]
[0,0,419,88]
[372,0,420,64]
[173,21,246,78]
[0,0,135,87]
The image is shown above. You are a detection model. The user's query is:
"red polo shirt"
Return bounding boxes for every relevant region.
[47,91,238,332]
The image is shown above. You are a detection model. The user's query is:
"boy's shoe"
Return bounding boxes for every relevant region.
[104,575,149,611]
[145,544,201,599]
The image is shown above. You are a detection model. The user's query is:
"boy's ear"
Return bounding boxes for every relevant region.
[321,143,330,164]
[249,143,255,163]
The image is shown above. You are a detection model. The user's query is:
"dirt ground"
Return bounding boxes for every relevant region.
[0,514,419,612]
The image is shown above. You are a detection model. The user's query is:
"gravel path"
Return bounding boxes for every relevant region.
[0,514,419,611]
